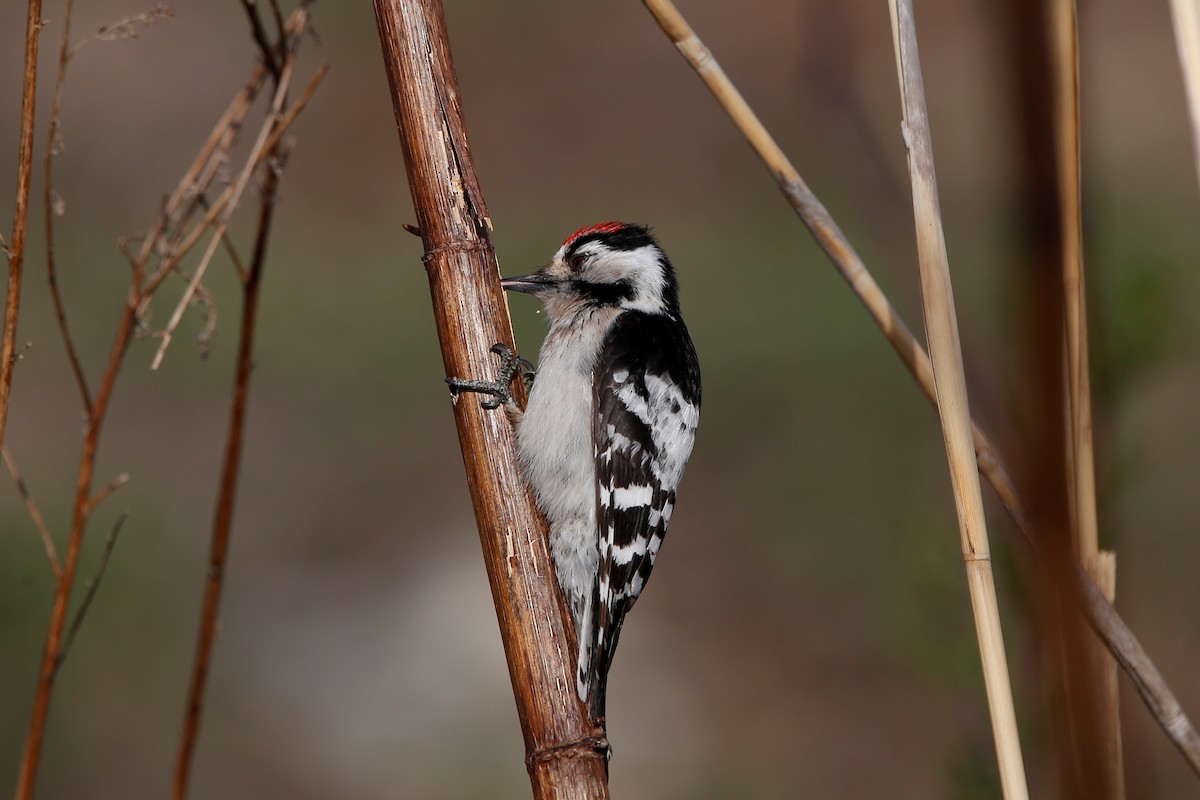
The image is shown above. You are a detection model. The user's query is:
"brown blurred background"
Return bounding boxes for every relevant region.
[1,1,1198,797]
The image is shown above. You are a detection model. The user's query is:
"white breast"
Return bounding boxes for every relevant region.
[517,307,621,526]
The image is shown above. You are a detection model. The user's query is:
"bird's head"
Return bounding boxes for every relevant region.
[502,222,681,321]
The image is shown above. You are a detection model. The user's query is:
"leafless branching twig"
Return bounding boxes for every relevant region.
[16,5,326,797]
[68,3,173,58]
[53,511,126,677]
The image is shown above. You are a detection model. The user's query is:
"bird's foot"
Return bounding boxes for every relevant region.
[446,342,522,410]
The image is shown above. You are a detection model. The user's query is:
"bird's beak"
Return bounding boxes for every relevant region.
[500,273,556,294]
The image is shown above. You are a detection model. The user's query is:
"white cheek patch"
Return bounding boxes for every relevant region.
[604,245,667,313]
[580,243,667,314]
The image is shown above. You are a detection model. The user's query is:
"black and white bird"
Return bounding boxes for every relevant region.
[448,222,701,723]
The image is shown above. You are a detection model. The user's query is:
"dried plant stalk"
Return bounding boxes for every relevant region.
[16,6,321,795]
[1,0,44,452]
[642,0,1200,778]
[1052,0,1100,566]
[887,2,1028,796]
[640,0,1024,530]
[1049,0,1124,793]
[1170,0,1200,191]
[173,8,322,796]
[372,1,609,796]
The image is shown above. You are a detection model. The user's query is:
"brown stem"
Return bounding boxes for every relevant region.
[16,298,139,800]
[172,145,278,800]
[372,1,609,796]
[172,11,320,794]
[239,0,282,80]
[12,2,144,794]
[46,0,93,414]
[1,0,44,454]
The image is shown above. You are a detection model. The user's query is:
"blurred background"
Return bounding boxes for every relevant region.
[1,1,1198,797]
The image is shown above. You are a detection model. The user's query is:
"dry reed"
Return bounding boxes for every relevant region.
[1049,0,1124,792]
[641,0,1200,779]
[887,2,1029,795]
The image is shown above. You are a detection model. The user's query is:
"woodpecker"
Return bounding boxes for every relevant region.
[447,222,701,723]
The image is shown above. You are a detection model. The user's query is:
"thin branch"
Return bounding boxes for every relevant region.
[143,60,322,304]
[149,57,330,368]
[83,471,130,517]
[238,0,282,80]
[137,66,267,306]
[198,193,250,283]
[174,11,319,798]
[52,511,126,677]
[150,61,297,369]
[267,0,286,45]
[172,127,281,800]
[15,4,174,796]
[1,0,45,456]
[642,0,1200,779]
[373,1,609,796]
[69,3,173,58]
[2,446,61,580]
[46,0,93,413]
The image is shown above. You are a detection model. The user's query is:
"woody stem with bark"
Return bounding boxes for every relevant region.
[372,1,610,797]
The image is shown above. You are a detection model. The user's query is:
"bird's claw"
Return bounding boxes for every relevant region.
[446,342,523,410]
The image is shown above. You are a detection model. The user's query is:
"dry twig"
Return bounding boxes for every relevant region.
[1,0,45,455]
[54,511,126,677]
[238,0,282,79]
[150,60,296,369]
[68,3,173,58]
[46,0,92,412]
[2,446,60,579]
[642,0,1200,778]
[373,1,610,796]
[16,5,162,793]
[173,9,323,797]
[15,6,326,796]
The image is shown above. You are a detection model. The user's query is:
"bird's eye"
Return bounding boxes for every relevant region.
[569,254,587,271]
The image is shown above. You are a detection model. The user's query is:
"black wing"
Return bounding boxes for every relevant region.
[587,310,701,720]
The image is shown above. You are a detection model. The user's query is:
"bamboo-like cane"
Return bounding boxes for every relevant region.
[886,3,1029,796]
[1049,0,1125,794]
[1170,0,1200,191]
[372,1,609,797]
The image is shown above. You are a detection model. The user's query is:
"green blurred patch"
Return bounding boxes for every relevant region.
[889,515,984,691]
[946,739,1003,800]
[1091,224,1182,405]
